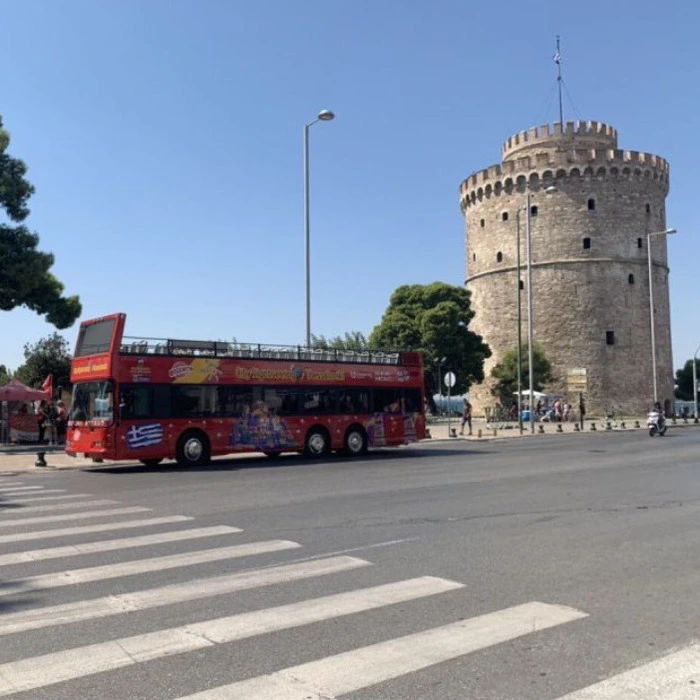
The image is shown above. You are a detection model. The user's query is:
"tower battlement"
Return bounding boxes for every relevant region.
[502,121,618,161]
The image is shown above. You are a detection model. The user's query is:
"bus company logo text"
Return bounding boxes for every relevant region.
[235,365,346,382]
[130,359,152,383]
[73,362,109,376]
[169,362,193,379]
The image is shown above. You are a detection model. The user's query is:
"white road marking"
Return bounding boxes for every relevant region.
[0,515,193,544]
[0,486,61,493]
[0,525,242,566]
[0,540,301,597]
[0,555,370,636]
[176,601,588,699]
[0,493,92,503]
[556,643,700,699]
[0,515,194,544]
[0,506,150,528]
[0,498,118,514]
[0,576,460,695]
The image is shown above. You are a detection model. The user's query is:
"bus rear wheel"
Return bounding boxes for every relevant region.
[176,431,211,467]
[305,427,330,458]
[344,426,368,456]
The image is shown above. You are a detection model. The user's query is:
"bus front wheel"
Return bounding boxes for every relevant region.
[176,431,211,467]
[305,427,330,458]
[344,426,368,456]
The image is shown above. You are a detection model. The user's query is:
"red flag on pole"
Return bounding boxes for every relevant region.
[41,374,54,401]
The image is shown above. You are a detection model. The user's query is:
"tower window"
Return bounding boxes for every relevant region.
[472,253,476,261]
[588,198,595,211]
[496,252,503,262]
[480,218,485,228]
[645,203,651,214]
[583,237,591,249]
[637,237,643,249]
[530,205,538,216]
[519,280,524,290]
[628,273,635,284]
[502,212,508,221]
[606,330,615,346]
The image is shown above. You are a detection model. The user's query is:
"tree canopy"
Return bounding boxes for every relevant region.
[0,115,81,328]
[369,282,491,404]
[14,333,72,391]
[0,364,10,387]
[674,359,698,401]
[490,344,554,406]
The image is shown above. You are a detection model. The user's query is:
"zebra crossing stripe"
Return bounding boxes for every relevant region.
[0,493,92,503]
[0,515,193,544]
[175,601,588,700]
[0,525,242,566]
[555,643,700,699]
[0,575,461,695]
[0,498,118,514]
[0,555,370,636]
[0,506,150,529]
[0,540,301,597]
[0,486,59,493]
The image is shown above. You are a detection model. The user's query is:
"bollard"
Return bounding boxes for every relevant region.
[573,423,580,431]
[695,417,699,424]
[683,417,688,424]
[425,428,431,439]
[538,424,545,434]
[477,428,482,438]
[590,422,597,431]
[620,421,626,429]
[493,428,497,437]
[672,417,677,425]
[635,420,640,428]
[605,421,612,431]
[35,451,47,467]
[450,427,457,438]
[556,423,563,432]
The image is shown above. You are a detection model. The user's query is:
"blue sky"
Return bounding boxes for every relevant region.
[1,0,697,374]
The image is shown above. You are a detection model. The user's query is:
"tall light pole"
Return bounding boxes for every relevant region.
[693,343,700,419]
[525,185,557,433]
[304,109,335,347]
[646,228,676,404]
[516,210,523,433]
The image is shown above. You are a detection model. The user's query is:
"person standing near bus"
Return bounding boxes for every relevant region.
[459,399,472,436]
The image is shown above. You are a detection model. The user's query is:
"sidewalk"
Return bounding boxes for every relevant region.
[1,417,697,474]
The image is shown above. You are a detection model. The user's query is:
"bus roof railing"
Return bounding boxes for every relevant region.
[119,336,404,365]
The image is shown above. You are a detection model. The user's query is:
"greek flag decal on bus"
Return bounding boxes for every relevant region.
[126,423,164,449]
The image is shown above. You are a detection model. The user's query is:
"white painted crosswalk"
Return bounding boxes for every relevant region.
[0,481,693,699]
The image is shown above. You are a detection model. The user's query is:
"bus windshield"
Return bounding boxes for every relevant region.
[70,381,114,422]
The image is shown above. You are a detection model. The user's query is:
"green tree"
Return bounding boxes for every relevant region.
[0,115,81,328]
[14,333,72,391]
[311,332,369,352]
[0,364,10,387]
[369,282,491,410]
[674,359,696,401]
[490,344,554,406]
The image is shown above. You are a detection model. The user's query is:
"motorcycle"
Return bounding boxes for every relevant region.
[647,410,667,437]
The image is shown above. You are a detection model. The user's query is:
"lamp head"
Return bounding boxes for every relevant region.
[544,186,558,194]
[318,110,335,121]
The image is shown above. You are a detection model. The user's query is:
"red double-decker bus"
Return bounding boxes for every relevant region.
[66,313,426,466]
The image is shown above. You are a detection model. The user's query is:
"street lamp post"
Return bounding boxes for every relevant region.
[525,185,557,434]
[693,343,700,419]
[303,109,335,347]
[646,228,677,404]
[516,210,523,433]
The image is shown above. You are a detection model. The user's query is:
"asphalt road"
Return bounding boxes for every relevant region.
[0,428,698,699]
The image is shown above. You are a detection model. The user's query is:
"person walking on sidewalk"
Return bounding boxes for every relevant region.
[459,399,472,436]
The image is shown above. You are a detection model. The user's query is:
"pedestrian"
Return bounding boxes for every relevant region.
[36,400,50,444]
[55,400,68,444]
[562,402,571,422]
[579,393,586,430]
[459,399,472,436]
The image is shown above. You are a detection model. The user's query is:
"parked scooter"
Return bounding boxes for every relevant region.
[647,409,667,437]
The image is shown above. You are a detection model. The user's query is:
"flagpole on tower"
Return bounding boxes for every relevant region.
[555,35,563,126]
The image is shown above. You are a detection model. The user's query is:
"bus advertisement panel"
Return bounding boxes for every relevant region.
[66,314,426,466]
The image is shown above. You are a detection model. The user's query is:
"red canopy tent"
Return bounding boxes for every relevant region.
[0,379,50,402]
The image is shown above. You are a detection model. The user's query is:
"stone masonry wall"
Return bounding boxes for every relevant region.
[460,121,673,416]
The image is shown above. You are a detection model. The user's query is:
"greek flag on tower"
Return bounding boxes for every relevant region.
[126,423,164,449]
